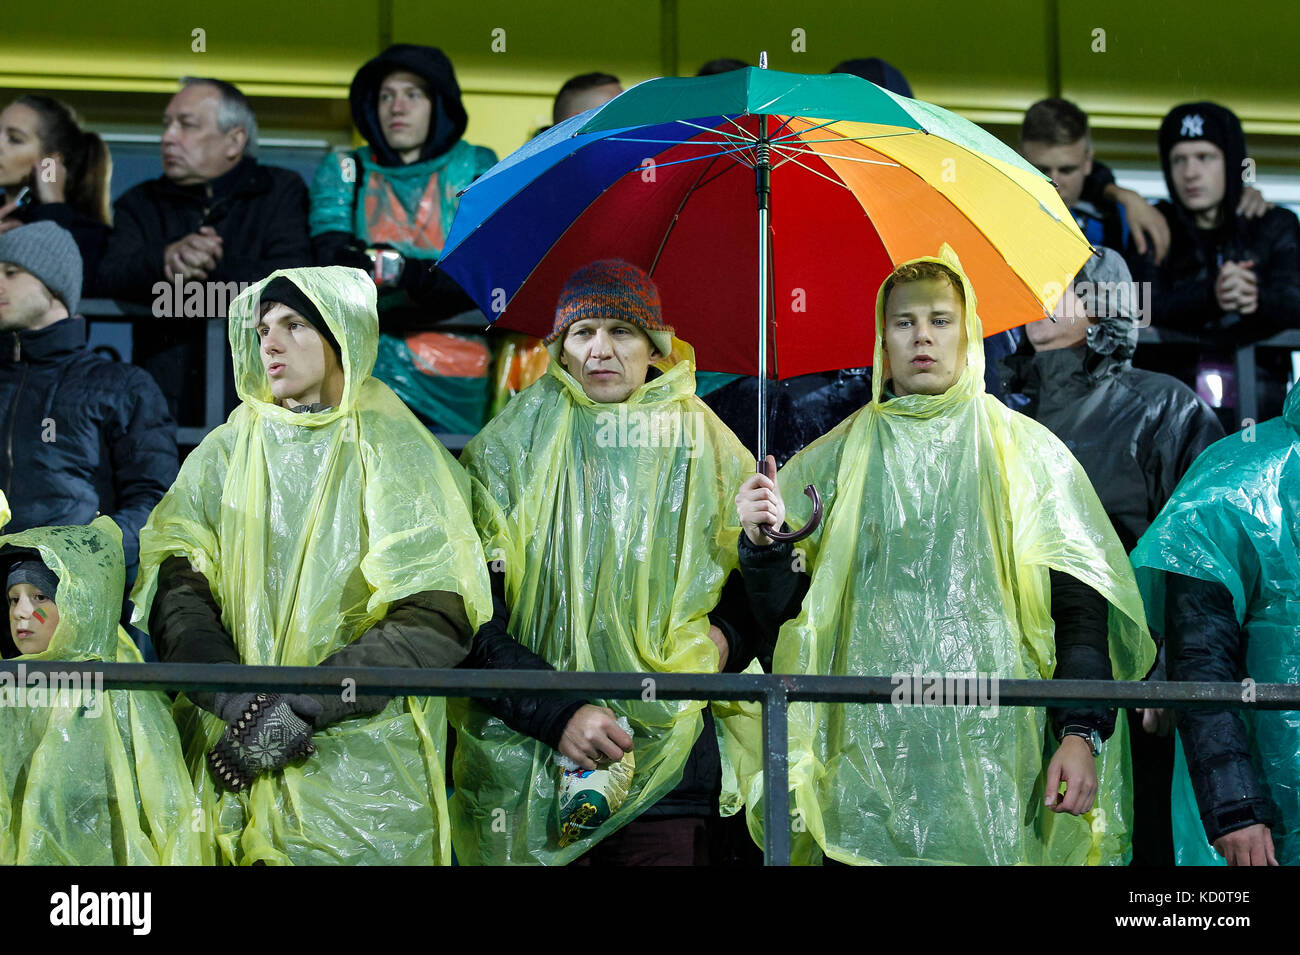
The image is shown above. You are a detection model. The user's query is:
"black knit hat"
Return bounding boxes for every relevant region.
[1158,102,1247,224]
[259,277,341,358]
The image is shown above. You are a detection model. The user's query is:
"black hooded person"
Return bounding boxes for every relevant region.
[308,44,500,432]
[1131,101,1300,423]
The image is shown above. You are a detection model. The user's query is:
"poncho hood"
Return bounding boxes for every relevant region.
[871,243,987,413]
[229,266,378,421]
[0,516,126,663]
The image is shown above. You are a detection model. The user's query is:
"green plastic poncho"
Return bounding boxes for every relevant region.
[751,246,1155,865]
[1131,385,1300,866]
[0,517,202,865]
[310,142,500,434]
[450,341,761,865]
[129,266,492,866]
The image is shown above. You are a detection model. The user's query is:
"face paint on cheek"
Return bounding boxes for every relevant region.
[33,607,46,625]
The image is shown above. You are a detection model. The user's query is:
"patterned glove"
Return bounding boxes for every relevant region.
[208,693,317,793]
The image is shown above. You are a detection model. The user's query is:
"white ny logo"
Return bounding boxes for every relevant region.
[1180,114,1205,138]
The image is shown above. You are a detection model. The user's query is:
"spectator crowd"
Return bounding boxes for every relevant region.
[0,46,1295,868]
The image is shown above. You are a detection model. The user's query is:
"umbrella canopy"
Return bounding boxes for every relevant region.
[440,66,1092,380]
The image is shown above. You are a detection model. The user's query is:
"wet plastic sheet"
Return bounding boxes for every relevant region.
[130,267,492,865]
[751,246,1154,865]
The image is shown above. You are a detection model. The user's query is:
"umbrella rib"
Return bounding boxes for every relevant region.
[782,131,918,146]
[774,146,901,167]
[768,149,855,189]
[604,136,750,147]
[643,143,761,172]
[675,119,756,145]
[647,155,724,277]
[771,118,838,141]
[718,116,759,141]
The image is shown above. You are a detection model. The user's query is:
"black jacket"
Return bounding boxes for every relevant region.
[460,567,760,818]
[702,370,873,467]
[1164,573,1275,843]
[999,344,1224,553]
[96,157,311,306]
[0,316,176,580]
[1132,202,1300,347]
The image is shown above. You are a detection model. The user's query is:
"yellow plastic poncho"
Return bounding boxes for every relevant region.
[129,266,492,866]
[450,341,760,865]
[752,246,1155,865]
[0,517,202,865]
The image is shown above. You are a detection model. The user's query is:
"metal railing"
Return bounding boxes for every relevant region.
[1136,325,1300,426]
[3,659,1296,865]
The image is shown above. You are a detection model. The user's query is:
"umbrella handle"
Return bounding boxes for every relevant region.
[764,484,823,543]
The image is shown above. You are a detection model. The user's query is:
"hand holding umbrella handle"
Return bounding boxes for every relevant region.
[765,484,823,543]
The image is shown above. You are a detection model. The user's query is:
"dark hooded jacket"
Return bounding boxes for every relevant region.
[0,317,177,598]
[308,44,497,329]
[999,341,1224,554]
[1132,102,1300,347]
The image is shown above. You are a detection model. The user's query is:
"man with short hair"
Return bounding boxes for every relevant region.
[451,259,760,866]
[1020,99,1139,256]
[735,247,1155,865]
[131,266,491,865]
[98,77,311,423]
[553,72,623,125]
[0,222,176,657]
[1132,101,1300,423]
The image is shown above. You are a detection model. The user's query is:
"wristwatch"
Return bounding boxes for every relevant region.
[1060,724,1103,758]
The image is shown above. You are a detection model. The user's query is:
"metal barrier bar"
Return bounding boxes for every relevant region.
[5,660,1296,866]
[3,662,1295,709]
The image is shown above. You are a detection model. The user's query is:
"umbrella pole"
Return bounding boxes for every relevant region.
[754,112,823,543]
[756,116,771,469]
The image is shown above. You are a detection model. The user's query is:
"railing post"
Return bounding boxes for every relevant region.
[762,681,791,866]
[207,317,225,433]
[1235,342,1257,426]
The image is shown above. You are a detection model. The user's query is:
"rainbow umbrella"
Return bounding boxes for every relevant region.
[440,62,1092,538]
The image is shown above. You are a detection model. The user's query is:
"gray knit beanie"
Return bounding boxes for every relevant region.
[0,222,82,317]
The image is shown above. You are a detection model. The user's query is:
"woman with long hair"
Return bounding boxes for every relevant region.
[0,94,111,290]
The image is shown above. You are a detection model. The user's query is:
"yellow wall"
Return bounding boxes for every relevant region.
[2,0,1297,160]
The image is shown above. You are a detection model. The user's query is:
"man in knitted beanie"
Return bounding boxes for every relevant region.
[452,258,763,866]
[542,258,674,402]
[0,223,175,658]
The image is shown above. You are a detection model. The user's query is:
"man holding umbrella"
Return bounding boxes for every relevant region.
[451,259,761,866]
[735,246,1155,865]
